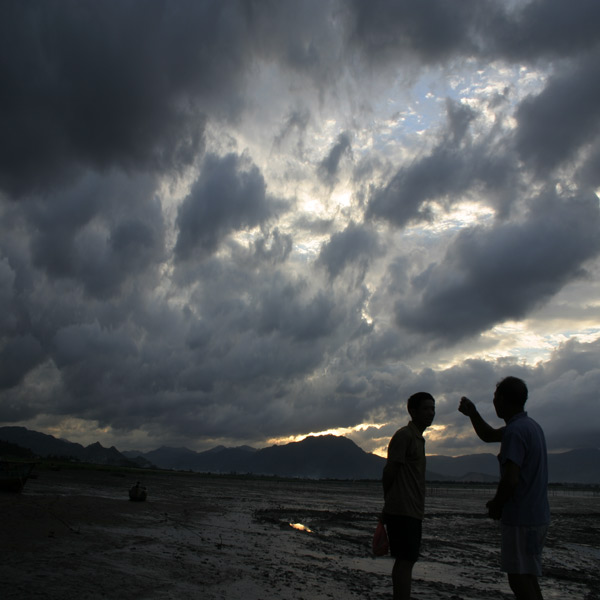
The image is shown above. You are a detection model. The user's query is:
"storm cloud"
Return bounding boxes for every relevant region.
[395,191,600,343]
[0,0,598,456]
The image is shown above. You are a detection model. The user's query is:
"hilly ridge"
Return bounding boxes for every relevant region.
[1,426,598,483]
[0,426,139,468]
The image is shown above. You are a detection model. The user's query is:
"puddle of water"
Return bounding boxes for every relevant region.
[290,522,312,532]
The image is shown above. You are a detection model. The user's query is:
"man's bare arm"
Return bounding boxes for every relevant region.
[458,396,505,443]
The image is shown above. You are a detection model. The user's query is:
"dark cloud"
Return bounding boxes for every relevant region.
[516,51,600,173]
[3,0,600,199]
[8,233,370,440]
[273,109,311,157]
[27,173,165,299]
[256,282,341,343]
[366,99,517,227]
[347,0,485,65]
[174,153,276,262]
[0,257,18,334]
[531,338,600,450]
[0,170,167,399]
[0,1,599,453]
[240,0,346,81]
[366,149,450,227]
[0,334,45,390]
[577,139,600,188]
[318,132,353,186]
[348,0,600,67]
[445,99,477,144]
[395,191,600,343]
[0,0,259,197]
[52,322,138,393]
[429,339,600,454]
[488,0,600,61]
[317,222,381,281]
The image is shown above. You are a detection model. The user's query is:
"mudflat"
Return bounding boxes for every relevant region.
[1,468,598,599]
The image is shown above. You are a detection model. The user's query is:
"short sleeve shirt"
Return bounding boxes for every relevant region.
[499,412,550,526]
[382,421,426,520]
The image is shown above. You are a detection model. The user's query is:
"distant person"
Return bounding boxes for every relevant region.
[458,376,550,600]
[382,391,435,600]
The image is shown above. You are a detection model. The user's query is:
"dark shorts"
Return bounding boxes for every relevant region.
[501,524,548,576]
[383,513,422,563]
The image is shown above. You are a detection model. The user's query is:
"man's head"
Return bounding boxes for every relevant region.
[493,376,528,419]
[407,391,435,432]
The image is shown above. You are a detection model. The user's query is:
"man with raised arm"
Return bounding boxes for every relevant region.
[459,376,550,600]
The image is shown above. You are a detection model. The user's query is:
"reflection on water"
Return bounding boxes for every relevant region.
[289,522,312,532]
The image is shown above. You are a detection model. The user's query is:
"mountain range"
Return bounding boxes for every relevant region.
[1,426,598,484]
[0,426,141,468]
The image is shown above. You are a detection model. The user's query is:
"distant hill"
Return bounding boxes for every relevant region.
[127,445,204,471]
[427,453,499,480]
[0,426,139,468]
[250,435,383,479]
[1,426,598,483]
[427,449,600,484]
[126,435,383,479]
[126,437,600,483]
[546,448,600,484]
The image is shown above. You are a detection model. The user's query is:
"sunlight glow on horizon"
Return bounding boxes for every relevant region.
[372,445,387,458]
[267,422,388,448]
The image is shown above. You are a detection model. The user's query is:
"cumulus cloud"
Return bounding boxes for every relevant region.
[347,0,486,65]
[516,51,600,173]
[366,98,517,227]
[0,1,599,454]
[0,1,227,197]
[27,173,165,299]
[426,338,600,455]
[487,0,600,61]
[0,334,45,390]
[174,153,276,262]
[531,338,600,450]
[395,191,600,343]
[318,222,381,281]
[318,132,353,186]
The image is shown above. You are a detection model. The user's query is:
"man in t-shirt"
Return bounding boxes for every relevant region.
[382,391,436,600]
[459,376,550,600]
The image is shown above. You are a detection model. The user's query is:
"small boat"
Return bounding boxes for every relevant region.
[0,461,36,493]
[128,481,147,502]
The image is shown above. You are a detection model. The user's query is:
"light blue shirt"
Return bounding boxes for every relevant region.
[499,412,550,526]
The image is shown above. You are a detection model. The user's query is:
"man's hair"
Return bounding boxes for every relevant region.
[496,376,528,407]
[407,391,434,414]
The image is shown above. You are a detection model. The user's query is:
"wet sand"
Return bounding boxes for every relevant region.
[1,468,598,599]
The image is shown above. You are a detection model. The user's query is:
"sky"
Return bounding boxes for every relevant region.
[1,0,599,458]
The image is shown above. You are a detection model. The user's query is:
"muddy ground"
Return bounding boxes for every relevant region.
[1,468,598,599]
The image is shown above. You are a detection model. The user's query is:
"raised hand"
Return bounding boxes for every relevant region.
[458,396,476,417]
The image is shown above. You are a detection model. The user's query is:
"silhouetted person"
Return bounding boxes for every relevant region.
[459,377,549,600]
[382,392,436,600]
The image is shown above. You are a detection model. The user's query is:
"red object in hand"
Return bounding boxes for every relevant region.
[372,519,389,556]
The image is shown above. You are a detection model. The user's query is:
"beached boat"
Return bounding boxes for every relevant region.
[128,481,147,502]
[0,461,36,493]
